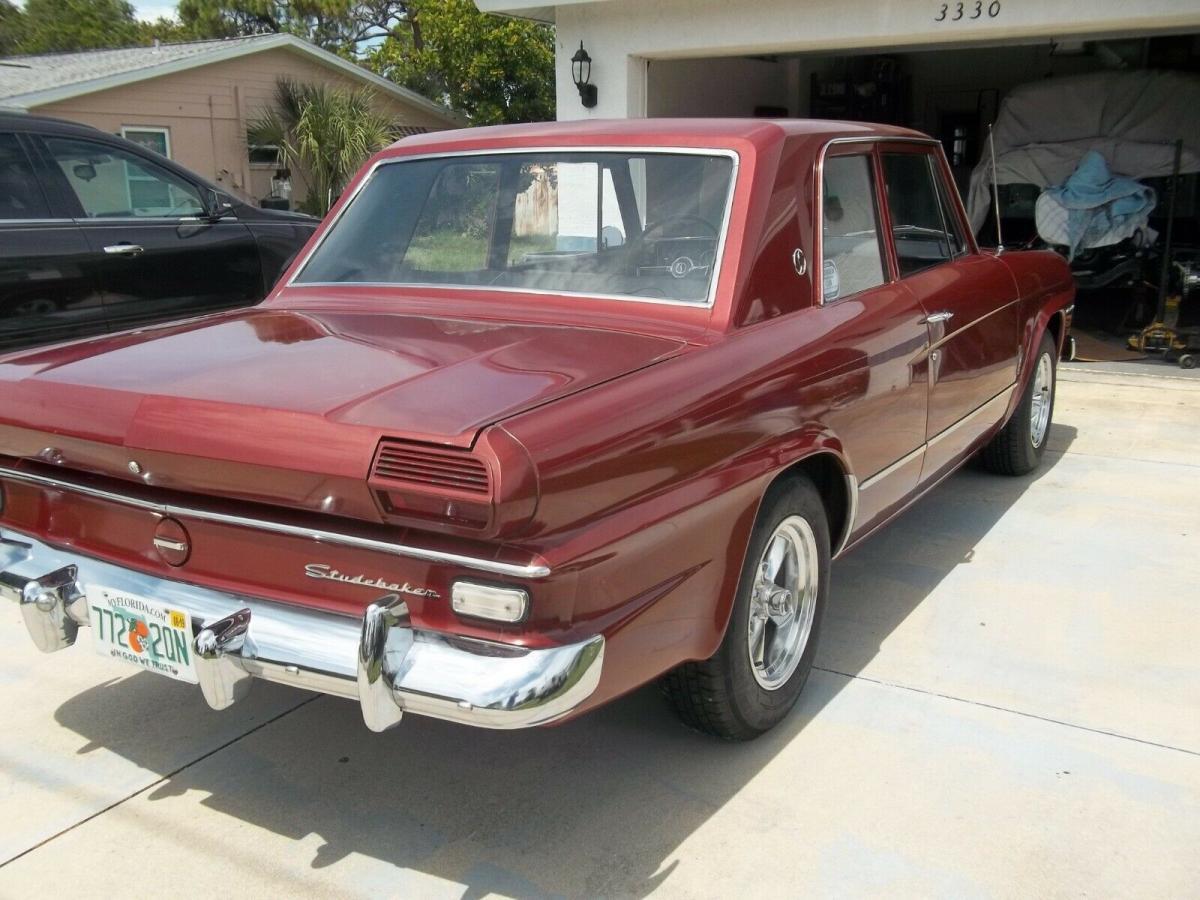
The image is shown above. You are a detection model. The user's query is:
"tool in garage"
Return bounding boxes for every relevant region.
[1129,140,1200,368]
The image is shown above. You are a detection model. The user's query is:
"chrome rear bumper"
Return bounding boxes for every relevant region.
[0,529,603,731]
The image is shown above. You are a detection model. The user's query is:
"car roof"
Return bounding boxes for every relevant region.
[0,111,104,135]
[0,110,234,191]
[384,117,929,158]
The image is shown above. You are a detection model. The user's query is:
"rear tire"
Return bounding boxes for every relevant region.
[660,476,830,740]
[981,331,1057,476]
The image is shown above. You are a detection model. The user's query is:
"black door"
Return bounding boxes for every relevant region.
[34,134,263,333]
[0,132,106,352]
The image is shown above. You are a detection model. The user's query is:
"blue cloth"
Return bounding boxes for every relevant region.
[1041,151,1156,259]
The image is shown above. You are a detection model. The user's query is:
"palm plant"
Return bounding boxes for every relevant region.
[248,79,396,216]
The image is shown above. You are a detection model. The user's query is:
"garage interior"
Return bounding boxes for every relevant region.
[648,33,1200,371]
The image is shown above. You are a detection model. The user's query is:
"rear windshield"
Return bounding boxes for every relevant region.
[294,151,736,305]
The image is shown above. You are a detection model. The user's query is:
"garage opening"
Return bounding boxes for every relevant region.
[648,35,1200,370]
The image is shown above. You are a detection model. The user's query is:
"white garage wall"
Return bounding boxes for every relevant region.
[540,0,1200,120]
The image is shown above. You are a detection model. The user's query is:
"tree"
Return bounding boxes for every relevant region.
[177,0,420,54]
[0,0,192,55]
[0,0,24,54]
[246,79,395,215]
[176,0,555,123]
[9,0,143,54]
[368,0,554,124]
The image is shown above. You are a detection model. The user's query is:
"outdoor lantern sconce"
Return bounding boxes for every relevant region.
[571,41,598,109]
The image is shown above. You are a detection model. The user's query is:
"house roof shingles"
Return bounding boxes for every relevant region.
[0,36,274,100]
[0,33,460,123]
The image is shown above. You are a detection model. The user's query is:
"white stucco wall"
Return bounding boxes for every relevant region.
[530,0,1200,120]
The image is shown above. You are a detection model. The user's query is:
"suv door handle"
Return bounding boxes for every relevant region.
[103,244,144,256]
[924,311,954,323]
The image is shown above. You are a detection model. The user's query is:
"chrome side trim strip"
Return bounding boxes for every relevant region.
[926,298,1021,354]
[0,465,550,579]
[858,444,925,493]
[927,383,1016,450]
[834,472,858,558]
[857,382,1016,494]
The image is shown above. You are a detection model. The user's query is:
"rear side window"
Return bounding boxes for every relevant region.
[821,154,886,302]
[0,134,50,219]
[882,153,953,276]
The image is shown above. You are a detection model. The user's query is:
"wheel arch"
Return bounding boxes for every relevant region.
[1004,286,1074,426]
[762,448,855,560]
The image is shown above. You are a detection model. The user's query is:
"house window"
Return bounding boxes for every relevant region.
[248,144,280,167]
[119,127,177,212]
[121,126,171,158]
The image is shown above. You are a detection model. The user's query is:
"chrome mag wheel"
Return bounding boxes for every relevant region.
[747,515,820,691]
[1030,351,1054,448]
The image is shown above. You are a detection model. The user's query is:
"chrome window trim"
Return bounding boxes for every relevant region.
[0,465,550,579]
[286,145,742,310]
[815,150,890,305]
[0,218,77,225]
[74,215,231,224]
[815,135,947,307]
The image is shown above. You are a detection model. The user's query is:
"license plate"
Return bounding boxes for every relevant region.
[86,586,199,683]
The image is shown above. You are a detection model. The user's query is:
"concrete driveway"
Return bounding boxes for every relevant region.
[1,364,1197,898]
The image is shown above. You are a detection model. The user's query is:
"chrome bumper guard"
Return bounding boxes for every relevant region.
[0,530,603,731]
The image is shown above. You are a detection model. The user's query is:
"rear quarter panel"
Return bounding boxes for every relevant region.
[499,307,867,708]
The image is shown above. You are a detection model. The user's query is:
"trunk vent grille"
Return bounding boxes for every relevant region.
[372,441,491,496]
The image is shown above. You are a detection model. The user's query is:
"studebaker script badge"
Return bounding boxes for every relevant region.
[304,564,440,599]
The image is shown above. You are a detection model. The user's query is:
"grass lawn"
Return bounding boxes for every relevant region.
[403,231,557,271]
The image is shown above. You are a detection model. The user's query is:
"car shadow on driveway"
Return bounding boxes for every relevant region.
[50,426,1077,897]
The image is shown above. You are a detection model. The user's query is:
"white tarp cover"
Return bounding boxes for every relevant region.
[967,70,1200,235]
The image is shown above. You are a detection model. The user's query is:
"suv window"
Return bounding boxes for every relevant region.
[882,152,953,276]
[0,134,50,219]
[44,136,204,218]
[821,154,886,302]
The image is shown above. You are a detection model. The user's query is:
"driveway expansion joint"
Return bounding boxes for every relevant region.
[0,694,320,869]
[813,666,1200,758]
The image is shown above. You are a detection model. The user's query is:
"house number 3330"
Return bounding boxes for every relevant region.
[936,0,1001,21]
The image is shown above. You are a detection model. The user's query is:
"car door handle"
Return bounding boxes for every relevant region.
[924,311,954,323]
[103,244,144,256]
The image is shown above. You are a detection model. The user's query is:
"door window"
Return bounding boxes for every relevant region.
[0,134,50,219]
[44,136,204,218]
[821,154,886,302]
[882,152,954,276]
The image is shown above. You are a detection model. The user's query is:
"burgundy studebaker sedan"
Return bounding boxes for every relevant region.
[0,120,1073,739]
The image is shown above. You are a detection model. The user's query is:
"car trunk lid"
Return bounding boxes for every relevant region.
[0,308,686,517]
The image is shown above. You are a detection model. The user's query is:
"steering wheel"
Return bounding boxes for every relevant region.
[630,214,719,279]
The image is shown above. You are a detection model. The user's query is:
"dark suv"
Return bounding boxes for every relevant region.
[0,113,318,351]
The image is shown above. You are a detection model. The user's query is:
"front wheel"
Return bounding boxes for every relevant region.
[981,331,1057,476]
[660,476,830,740]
